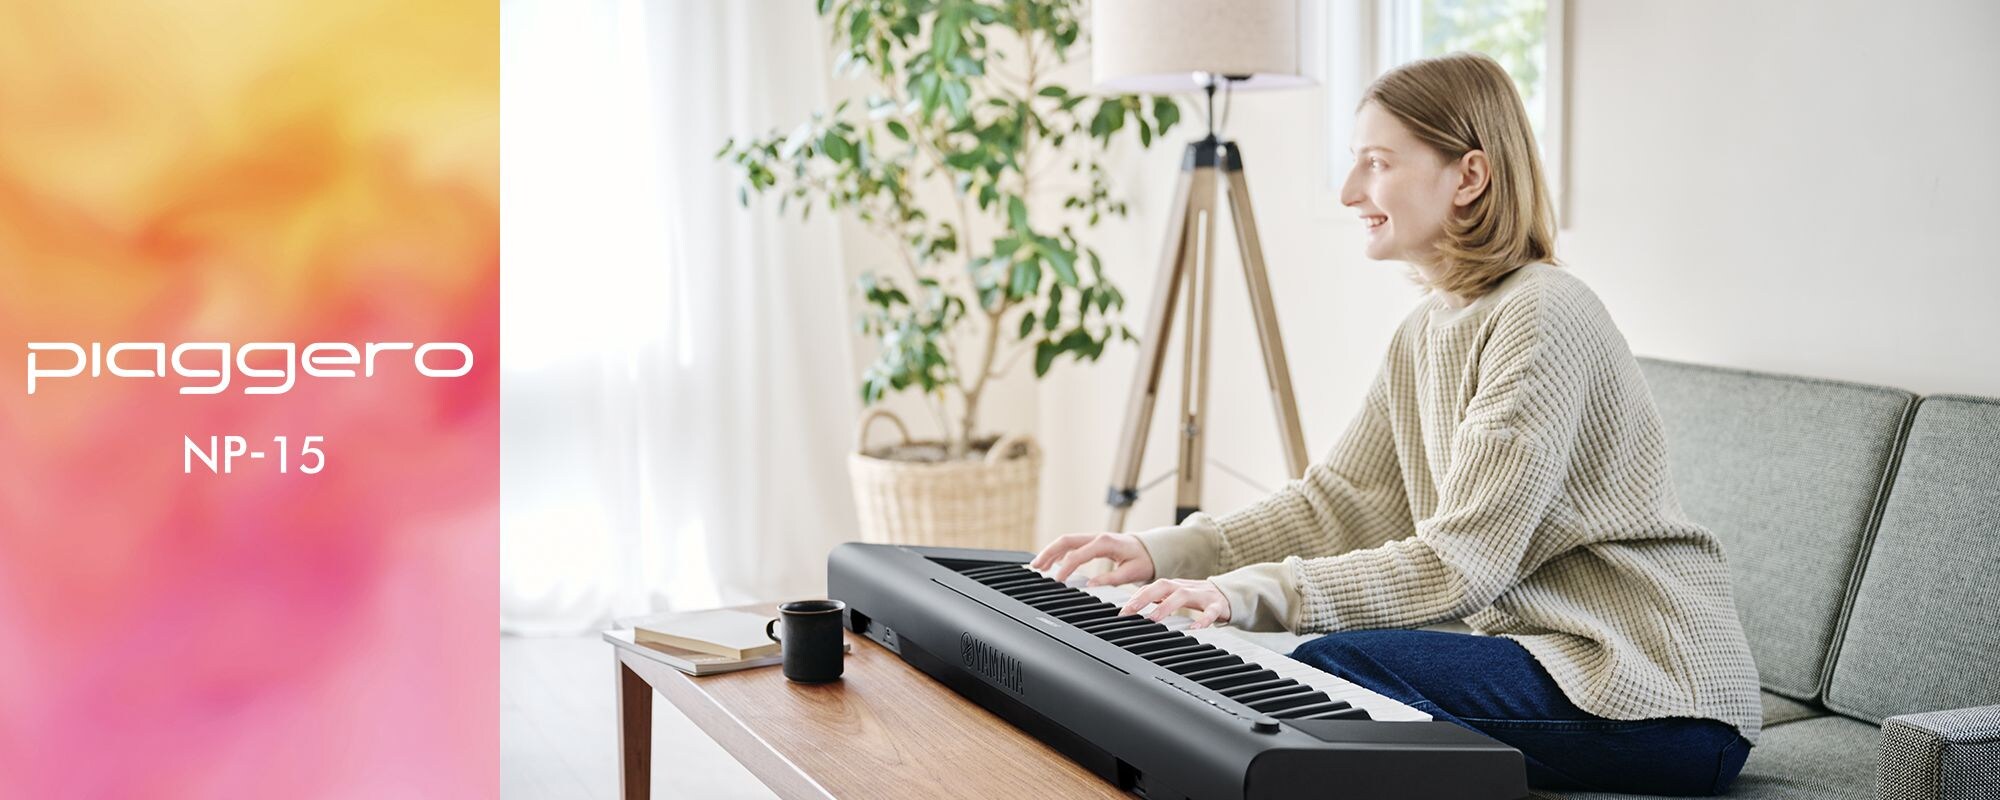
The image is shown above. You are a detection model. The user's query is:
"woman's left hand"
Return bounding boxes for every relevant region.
[1119,578,1232,630]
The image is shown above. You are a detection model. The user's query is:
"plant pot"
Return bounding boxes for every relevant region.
[847,408,1040,551]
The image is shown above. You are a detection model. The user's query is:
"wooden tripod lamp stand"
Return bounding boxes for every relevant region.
[1091,0,1317,531]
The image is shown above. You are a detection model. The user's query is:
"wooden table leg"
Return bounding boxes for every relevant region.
[617,653,652,800]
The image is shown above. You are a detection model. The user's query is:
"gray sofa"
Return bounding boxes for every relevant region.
[1549,357,2000,799]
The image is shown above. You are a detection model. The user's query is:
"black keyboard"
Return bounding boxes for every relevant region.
[828,542,1528,800]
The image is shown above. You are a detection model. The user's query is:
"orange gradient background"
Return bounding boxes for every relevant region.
[0,1,498,796]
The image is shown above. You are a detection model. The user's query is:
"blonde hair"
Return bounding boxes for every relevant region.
[1363,51,1560,300]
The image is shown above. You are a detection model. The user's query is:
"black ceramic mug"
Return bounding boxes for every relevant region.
[764,599,846,683]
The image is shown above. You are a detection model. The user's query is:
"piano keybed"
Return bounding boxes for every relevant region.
[949,561,1433,724]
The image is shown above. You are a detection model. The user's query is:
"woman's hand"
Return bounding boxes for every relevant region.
[1119,579,1232,630]
[1030,532,1156,587]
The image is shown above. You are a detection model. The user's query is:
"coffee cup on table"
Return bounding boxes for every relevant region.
[764,599,846,683]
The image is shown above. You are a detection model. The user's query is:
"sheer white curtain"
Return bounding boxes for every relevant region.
[501,0,858,634]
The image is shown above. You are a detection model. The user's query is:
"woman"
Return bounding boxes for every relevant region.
[1030,52,1761,795]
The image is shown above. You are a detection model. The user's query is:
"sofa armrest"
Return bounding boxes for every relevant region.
[1876,705,2000,800]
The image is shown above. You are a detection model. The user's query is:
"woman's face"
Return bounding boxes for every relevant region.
[1339,101,1481,266]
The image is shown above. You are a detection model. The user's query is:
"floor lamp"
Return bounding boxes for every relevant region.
[1092,0,1317,531]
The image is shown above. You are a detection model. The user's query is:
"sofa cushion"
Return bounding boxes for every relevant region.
[1637,358,1915,701]
[1826,395,2000,723]
[1762,691,1826,729]
[1550,715,1879,800]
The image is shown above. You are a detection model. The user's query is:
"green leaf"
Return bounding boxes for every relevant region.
[1045,244,1078,286]
[941,79,971,121]
[1059,329,1093,353]
[944,150,984,170]
[1009,259,1040,297]
[1007,195,1030,234]
[1034,340,1059,377]
[1153,97,1181,133]
[822,133,853,162]
[1018,312,1036,339]
[1090,101,1125,140]
[886,120,910,141]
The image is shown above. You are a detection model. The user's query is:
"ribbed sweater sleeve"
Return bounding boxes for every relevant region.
[1134,356,1413,584]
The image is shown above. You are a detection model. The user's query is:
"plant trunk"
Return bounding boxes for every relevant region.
[955,306,1006,457]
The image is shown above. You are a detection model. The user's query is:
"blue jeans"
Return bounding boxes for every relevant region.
[1288,629,1751,795]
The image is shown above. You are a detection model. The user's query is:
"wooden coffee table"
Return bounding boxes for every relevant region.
[606,603,1127,800]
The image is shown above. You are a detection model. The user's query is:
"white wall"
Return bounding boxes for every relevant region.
[1032,0,2000,543]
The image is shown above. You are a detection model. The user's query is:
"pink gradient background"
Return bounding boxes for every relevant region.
[0,1,498,796]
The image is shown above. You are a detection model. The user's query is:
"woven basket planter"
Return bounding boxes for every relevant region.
[848,408,1040,552]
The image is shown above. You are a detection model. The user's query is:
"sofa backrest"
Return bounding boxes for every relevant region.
[1636,357,1917,701]
[1824,395,2000,723]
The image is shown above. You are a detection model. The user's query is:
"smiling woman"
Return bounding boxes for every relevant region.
[1340,52,1560,308]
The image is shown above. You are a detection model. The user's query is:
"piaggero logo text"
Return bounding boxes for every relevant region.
[25,341,474,395]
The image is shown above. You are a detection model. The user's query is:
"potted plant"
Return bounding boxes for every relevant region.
[719,0,1179,549]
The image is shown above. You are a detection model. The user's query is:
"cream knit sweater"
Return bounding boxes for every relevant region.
[1136,262,1763,743]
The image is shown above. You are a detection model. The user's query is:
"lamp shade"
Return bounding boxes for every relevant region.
[1091,0,1312,94]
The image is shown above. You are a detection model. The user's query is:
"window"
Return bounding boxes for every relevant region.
[1316,0,1568,226]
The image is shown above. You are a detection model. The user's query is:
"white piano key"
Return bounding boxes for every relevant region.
[1078,580,1430,722]
[1188,627,1433,722]
[1048,576,1430,721]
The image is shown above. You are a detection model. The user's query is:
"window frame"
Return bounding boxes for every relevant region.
[1308,0,1569,228]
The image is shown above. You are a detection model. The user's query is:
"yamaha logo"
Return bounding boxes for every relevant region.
[959,632,1024,695]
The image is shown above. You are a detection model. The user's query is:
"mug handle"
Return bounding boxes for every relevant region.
[765,618,781,643]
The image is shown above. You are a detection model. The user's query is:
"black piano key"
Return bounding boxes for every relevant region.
[1202,668,1283,691]
[1052,606,1118,622]
[1153,647,1230,668]
[1303,706,1372,721]
[1249,690,1331,713]
[1075,615,1153,634]
[1048,604,1128,616]
[1094,621,1152,637]
[1122,634,1196,653]
[1104,628,1176,648]
[1217,677,1294,699]
[1110,632,1184,650]
[1136,642,1208,662]
[986,580,1055,596]
[1007,585,1076,602]
[1183,663,1262,684]
[1015,592,1085,608]
[981,573,1050,590]
[1241,686,1322,709]
[959,563,1028,578]
[1029,595,1103,613]
[1273,700,1355,720]
[972,565,1041,580]
[1096,628,1168,648]
[1165,654,1241,676]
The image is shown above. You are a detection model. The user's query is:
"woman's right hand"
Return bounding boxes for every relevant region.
[1030,532,1156,587]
